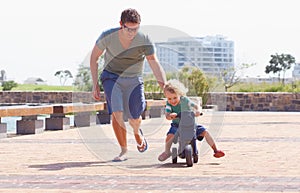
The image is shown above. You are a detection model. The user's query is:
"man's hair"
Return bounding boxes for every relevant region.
[120,8,141,24]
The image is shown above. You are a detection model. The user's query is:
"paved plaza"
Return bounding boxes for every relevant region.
[0,111,299,193]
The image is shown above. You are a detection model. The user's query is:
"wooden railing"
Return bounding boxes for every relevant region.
[0,99,173,139]
[0,103,104,138]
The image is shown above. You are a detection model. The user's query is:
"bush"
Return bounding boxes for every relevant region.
[34,87,43,91]
[1,81,18,91]
[264,85,284,92]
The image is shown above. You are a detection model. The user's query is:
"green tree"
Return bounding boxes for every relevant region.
[2,80,18,91]
[265,53,295,85]
[178,66,209,105]
[74,55,104,91]
[54,70,73,86]
[143,78,163,99]
[73,64,93,91]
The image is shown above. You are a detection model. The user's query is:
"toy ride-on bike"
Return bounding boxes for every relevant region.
[171,111,199,167]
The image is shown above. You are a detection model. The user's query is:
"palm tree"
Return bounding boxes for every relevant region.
[54,70,73,86]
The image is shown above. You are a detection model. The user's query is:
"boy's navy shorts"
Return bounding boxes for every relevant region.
[167,123,206,141]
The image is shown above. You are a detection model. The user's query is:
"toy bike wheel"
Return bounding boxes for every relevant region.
[172,147,177,164]
[185,145,193,167]
[193,154,198,163]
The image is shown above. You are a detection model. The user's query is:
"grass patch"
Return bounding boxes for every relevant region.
[228,81,300,92]
[8,84,77,91]
[2,81,300,93]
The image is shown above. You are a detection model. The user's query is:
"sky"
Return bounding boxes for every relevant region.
[1,0,299,85]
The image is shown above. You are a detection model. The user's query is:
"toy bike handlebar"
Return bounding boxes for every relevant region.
[176,111,203,118]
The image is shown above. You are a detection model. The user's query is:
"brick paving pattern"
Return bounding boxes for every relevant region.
[0,112,299,193]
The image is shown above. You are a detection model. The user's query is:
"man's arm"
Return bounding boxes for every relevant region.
[146,54,166,89]
[90,45,104,101]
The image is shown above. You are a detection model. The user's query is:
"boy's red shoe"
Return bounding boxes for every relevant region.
[214,150,225,158]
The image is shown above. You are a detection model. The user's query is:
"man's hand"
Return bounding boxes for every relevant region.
[92,84,101,101]
[90,45,103,101]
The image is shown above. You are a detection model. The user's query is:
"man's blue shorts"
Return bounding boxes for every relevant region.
[167,123,206,141]
[100,70,146,119]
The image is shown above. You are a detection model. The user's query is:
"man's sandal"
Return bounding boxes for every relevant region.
[137,129,148,153]
[112,154,127,162]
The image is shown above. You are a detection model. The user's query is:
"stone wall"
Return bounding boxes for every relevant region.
[0,91,95,104]
[206,92,300,112]
[0,91,300,111]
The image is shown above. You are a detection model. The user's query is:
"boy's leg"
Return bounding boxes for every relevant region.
[165,124,178,154]
[202,130,218,152]
[165,134,174,154]
[158,124,178,161]
[196,126,225,158]
[197,125,217,150]
[158,134,174,161]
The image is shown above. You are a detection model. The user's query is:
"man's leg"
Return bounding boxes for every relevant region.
[128,117,142,145]
[129,117,148,152]
[112,111,127,156]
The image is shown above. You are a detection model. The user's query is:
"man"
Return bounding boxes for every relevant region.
[90,8,166,161]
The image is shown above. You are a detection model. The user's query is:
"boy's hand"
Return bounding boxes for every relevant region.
[169,113,177,119]
[194,110,202,117]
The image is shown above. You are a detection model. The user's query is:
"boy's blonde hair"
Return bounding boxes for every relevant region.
[163,79,188,96]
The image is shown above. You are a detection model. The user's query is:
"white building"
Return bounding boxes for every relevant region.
[0,70,6,83]
[24,77,47,85]
[147,35,234,76]
[292,63,300,79]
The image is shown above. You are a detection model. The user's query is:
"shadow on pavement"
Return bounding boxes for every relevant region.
[28,161,110,171]
[158,162,191,168]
